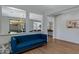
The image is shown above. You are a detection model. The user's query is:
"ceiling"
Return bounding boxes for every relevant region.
[2,6,26,18]
[3,5,79,16]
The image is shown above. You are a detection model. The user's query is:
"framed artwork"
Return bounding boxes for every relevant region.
[66,20,79,28]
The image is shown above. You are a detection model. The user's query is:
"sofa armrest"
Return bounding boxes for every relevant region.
[11,37,17,52]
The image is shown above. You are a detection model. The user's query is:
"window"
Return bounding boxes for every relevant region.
[29,12,43,32]
[9,18,26,34]
[33,21,41,31]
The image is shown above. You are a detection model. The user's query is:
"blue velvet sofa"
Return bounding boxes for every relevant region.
[11,34,47,54]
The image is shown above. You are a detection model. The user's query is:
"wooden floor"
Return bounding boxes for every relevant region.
[23,36,79,54]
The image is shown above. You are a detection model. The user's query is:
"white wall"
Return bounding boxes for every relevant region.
[0,16,9,35]
[0,6,9,35]
[0,6,2,33]
[55,11,79,44]
[0,6,10,45]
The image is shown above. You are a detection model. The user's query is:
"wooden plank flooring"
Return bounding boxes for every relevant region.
[23,37,79,54]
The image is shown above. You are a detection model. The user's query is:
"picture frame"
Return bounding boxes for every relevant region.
[66,20,79,28]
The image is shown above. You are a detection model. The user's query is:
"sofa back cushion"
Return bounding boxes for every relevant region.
[14,34,42,44]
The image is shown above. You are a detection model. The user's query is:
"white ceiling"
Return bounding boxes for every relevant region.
[30,13,43,21]
[2,5,79,16]
[2,6,26,18]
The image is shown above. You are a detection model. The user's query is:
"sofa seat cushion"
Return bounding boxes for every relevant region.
[17,39,44,49]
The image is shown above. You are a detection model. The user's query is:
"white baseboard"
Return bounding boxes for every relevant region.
[54,37,79,44]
